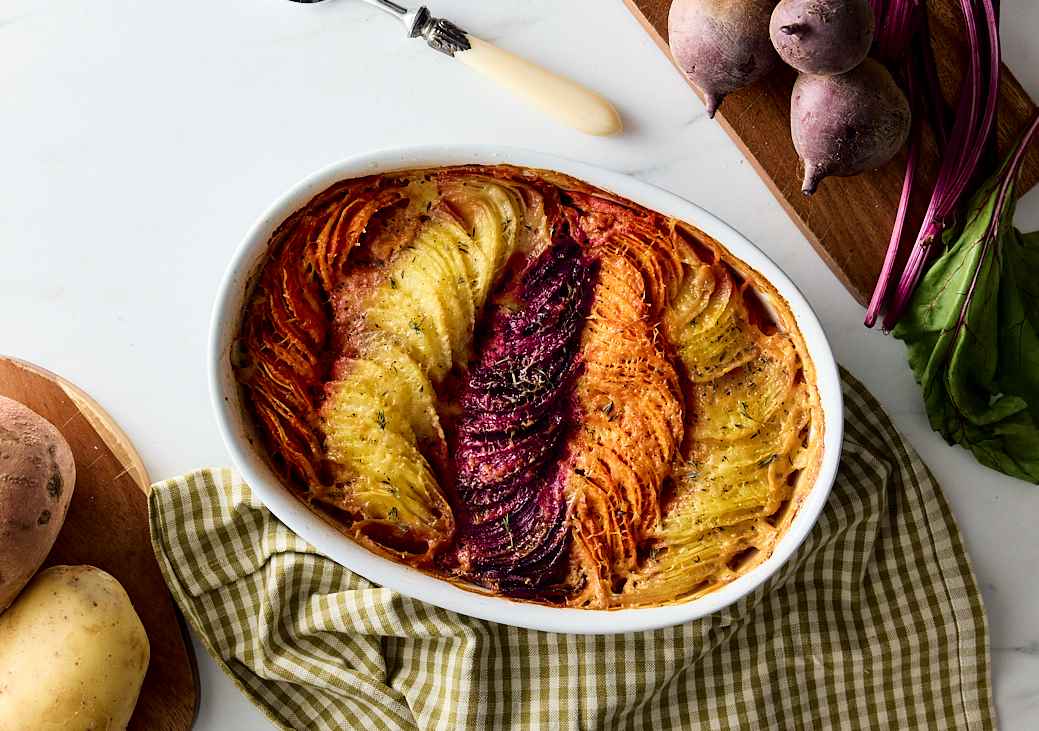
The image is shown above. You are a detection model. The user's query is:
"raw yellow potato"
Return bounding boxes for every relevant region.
[0,395,76,611]
[0,565,150,731]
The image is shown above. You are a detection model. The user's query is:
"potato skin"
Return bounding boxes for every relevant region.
[0,396,76,611]
[0,565,150,731]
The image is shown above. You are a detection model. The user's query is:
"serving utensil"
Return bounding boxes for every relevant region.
[290,0,622,136]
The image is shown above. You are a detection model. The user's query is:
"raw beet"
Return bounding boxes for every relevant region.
[668,0,780,118]
[791,58,911,194]
[770,0,875,75]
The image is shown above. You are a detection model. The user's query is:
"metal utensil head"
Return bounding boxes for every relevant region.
[287,0,469,56]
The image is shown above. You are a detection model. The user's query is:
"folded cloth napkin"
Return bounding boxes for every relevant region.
[149,371,995,731]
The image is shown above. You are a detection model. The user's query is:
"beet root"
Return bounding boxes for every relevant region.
[668,0,779,118]
[770,0,875,75]
[791,59,911,195]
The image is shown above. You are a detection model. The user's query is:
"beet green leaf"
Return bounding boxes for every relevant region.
[893,160,1039,484]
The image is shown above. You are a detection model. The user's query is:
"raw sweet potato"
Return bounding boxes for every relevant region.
[0,396,75,612]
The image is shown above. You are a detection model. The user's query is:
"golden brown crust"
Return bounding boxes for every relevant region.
[234,165,825,608]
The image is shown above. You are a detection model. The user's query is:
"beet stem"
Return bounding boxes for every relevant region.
[954,111,1039,331]
[871,0,924,64]
[918,14,950,150]
[880,0,1001,329]
[865,60,921,328]
[924,111,1039,380]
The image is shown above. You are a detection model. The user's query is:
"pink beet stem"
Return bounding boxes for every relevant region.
[882,0,1001,329]
[956,111,1039,330]
[865,60,921,328]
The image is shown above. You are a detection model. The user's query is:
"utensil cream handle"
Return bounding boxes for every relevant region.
[456,35,622,137]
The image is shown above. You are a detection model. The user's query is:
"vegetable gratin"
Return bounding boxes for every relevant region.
[233,165,823,609]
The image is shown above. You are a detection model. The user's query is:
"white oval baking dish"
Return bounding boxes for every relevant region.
[210,145,843,635]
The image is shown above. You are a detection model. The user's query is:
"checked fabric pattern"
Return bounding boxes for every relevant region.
[149,371,994,730]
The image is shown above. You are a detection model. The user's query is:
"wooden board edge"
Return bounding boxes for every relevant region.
[175,608,204,723]
[0,355,201,728]
[59,381,151,492]
[1,357,150,491]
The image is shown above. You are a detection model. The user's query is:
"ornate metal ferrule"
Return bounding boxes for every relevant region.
[409,6,471,57]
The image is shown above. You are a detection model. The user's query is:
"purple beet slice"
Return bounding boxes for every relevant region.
[446,226,598,596]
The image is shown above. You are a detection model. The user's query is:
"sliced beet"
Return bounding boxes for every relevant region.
[446,230,597,594]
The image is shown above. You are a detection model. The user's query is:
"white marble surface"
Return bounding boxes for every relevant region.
[3,0,1038,727]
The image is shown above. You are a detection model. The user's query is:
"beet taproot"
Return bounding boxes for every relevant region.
[770,0,875,75]
[791,59,911,194]
[668,0,780,118]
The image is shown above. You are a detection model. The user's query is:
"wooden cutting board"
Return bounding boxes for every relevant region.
[0,357,199,731]
[625,0,1039,305]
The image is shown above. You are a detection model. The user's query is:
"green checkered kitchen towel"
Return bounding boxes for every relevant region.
[148,370,995,730]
